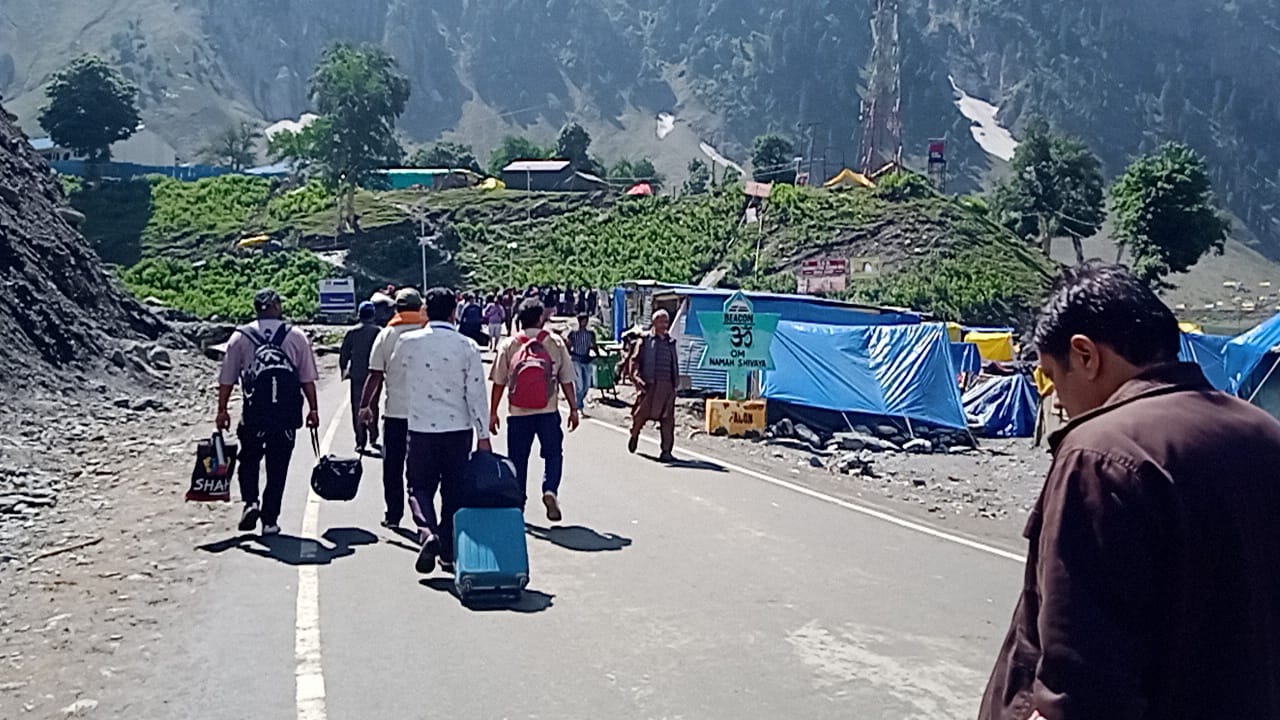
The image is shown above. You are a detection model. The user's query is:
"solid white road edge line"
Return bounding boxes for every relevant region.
[296,395,347,720]
[586,417,1026,564]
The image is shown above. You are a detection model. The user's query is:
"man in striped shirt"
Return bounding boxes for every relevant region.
[567,313,597,414]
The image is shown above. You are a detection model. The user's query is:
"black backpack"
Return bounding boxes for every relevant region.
[239,323,304,429]
[461,302,483,326]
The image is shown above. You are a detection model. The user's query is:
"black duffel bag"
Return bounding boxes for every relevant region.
[309,429,362,501]
[459,450,523,509]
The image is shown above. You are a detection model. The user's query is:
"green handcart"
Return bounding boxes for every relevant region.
[593,353,621,402]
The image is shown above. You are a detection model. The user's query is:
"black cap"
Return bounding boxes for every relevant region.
[254,288,283,311]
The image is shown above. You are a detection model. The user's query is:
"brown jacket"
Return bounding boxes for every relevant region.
[981,363,1280,720]
[629,333,679,386]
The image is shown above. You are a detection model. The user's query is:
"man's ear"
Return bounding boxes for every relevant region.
[1069,334,1102,379]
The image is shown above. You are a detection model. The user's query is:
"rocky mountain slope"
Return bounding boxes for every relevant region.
[0,101,167,384]
[2,0,1279,258]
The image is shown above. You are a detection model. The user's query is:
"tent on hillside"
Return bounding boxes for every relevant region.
[963,373,1039,438]
[625,183,653,196]
[1225,312,1280,417]
[762,321,967,434]
[1179,331,1232,391]
[823,168,875,190]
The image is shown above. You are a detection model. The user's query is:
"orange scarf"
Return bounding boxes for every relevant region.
[388,310,427,327]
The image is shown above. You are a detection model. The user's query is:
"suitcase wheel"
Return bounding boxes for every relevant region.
[458,578,474,595]
[517,573,529,589]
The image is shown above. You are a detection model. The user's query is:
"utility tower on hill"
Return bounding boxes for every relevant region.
[859,0,903,176]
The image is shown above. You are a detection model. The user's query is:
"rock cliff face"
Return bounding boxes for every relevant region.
[0,102,165,382]
[2,0,1279,252]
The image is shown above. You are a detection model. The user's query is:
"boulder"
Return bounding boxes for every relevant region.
[793,423,822,449]
[903,438,933,454]
[875,424,898,438]
[145,345,172,370]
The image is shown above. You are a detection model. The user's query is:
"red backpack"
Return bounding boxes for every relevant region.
[508,331,556,409]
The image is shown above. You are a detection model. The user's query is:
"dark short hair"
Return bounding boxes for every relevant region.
[424,287,458,322]
[1034,262,1180,366]
[517,298,545,330]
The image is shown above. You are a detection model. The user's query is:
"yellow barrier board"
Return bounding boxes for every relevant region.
[705,399,767,437]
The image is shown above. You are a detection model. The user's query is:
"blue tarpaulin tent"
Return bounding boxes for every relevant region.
[950,342,982,378]
[762,322,967,429]
[962,374,1039,438]
[1179,332,1232,391]
[1225,313,1280,393]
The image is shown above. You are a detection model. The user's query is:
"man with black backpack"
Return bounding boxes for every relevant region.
[216,289,320,536]
[489,298,579,522]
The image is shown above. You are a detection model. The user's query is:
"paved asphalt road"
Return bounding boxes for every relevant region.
[155,372,1024,720]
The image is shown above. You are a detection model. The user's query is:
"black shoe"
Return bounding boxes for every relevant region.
[380,518,399,529]
[439,559,455,574]
[415,534,440,574]
[627,435,638,454]
[356,443,367,454]
[658,452,677,463]
[238,504,260,532]
[371,441,383,451]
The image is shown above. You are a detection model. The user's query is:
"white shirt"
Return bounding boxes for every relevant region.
[392,321,491,439]
[368,323,422,419]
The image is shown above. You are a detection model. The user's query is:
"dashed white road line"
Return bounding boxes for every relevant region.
[586,417,1026,564]
[295,396,347,720]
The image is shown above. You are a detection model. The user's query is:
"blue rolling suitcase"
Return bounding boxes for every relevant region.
[453,507,530,603]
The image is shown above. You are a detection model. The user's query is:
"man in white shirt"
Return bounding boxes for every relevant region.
[359,288,426,529]
[390,287,492,574]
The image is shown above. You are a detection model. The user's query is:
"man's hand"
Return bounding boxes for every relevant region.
[476,438,493,452]
[216,410,232,432]
[358,406,374,428]
[490,412,502,435]
[567,408,580,432]
[306,410,320,429]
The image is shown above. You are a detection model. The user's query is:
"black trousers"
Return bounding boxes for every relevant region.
[236,424,296,526]
[382,417,409,524]
[406,429,473,560]
[348,377,379,448]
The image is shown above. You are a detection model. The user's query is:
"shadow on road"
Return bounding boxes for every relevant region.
[526,523,632,552]
[639,452,727,472]
[420,578,555,613]
[197,527,378,566]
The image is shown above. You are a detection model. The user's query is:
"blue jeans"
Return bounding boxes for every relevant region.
[573,359,592,409]
[507,412,563,499]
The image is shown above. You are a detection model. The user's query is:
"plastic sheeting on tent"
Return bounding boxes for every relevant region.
[962,374,1039,438]
[950,342,982,377]
[964,330,1015,362]
[1225,312,1280,393]
[1179,332,1232,391]
[762,321,967,429]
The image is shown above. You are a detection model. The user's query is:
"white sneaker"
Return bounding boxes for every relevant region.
[261,524,280,536]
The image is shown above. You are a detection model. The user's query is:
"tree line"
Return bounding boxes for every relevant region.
[37,48,1230,290]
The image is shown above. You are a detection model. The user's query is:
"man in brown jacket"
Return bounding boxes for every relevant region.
[981,262,1280,720]
[627,309,680,462]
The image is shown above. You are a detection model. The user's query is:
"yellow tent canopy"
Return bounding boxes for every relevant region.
[964,330,1015,362]
[823,168,875,189]
[237,234,270,248]
[1179,321,1204,334]
[946,322,963,342]
[480,177,506,191]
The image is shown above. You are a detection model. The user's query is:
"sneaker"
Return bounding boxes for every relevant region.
[415,534,439,574]
[261,524,280,536]
[627,434,639,454]
[238,503,261,532]
[380,518,399,529]
[439,559,455,574]
[542,492,563,522]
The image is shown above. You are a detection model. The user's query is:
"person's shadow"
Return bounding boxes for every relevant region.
[197,527,378,566]
[639,452,727,472]
[525,524,632,552]
[420,578,554,613]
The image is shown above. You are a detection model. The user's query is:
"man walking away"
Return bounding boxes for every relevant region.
[360,288,427,529]
[627,309,679,463]
[483,294,506,351]
[980,262,1280,720]
[393,288,492,574]
[339,301,381,453]
[489,298,579,522]
[562,286,575,317]
[216,289,320,535]
[500,289,516,335]
[458,293,487,347]
[567,312,597,414]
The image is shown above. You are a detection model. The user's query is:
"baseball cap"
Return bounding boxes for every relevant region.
[394,287,424,310]
[254,288,283,311]
[358,301,376,320]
